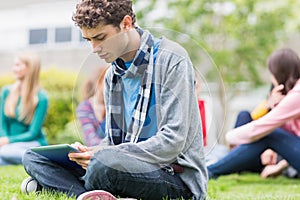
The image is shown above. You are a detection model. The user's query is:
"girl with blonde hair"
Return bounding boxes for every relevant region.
[0,51,48,165]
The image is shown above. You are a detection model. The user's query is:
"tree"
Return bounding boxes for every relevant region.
[134,0,300,142]
[135,0,300,86]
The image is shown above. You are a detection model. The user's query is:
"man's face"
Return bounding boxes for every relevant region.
[81,23,129,63]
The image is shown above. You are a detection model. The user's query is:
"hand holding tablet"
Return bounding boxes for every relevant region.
[31,144,82,168]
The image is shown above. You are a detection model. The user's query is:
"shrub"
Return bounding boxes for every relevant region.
[51,120,84,144]
[41,68,80,144]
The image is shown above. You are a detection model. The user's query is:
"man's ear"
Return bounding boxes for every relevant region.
[120,15,133,31]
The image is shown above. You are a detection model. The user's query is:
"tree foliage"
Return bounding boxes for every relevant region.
[135,0,300,86]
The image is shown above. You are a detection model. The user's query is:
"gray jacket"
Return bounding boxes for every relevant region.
[103,36,208,200]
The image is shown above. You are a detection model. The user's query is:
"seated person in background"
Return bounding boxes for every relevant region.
[76,66,108,147]
[0,51,48,165]
[234,84,299,179]
[207,48,300,179]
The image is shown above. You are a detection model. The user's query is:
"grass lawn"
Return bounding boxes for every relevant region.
[208,173,300,200]
[1,165,300,200]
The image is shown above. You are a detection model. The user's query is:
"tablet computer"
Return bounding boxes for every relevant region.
[31,144,81,168]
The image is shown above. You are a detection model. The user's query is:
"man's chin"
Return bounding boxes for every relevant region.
[103,58,115,63]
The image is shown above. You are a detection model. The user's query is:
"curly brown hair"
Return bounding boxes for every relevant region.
[72,0,136,29]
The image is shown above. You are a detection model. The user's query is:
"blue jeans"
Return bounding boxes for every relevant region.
[234,111,252,128]
[0,141,40,165]
[23,148,192,200]
[207,128,300,178]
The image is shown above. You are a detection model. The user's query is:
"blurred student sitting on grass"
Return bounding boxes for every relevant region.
[207,48,300,179]
[0,51,48,166]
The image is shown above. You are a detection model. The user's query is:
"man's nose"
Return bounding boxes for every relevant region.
[91,41,102,53]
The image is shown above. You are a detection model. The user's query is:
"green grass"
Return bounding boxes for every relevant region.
[1,165,300,200]
[0,165,74,200]
[208,173,300,200]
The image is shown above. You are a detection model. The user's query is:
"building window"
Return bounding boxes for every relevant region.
[55,27,72,43]
[29,29,47,44]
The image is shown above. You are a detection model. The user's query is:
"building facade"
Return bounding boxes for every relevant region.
[0,0,99,75]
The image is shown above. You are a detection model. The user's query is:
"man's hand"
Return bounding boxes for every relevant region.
[68,142,94,170]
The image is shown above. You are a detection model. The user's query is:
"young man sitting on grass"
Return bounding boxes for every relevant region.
[22,0,208,199]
